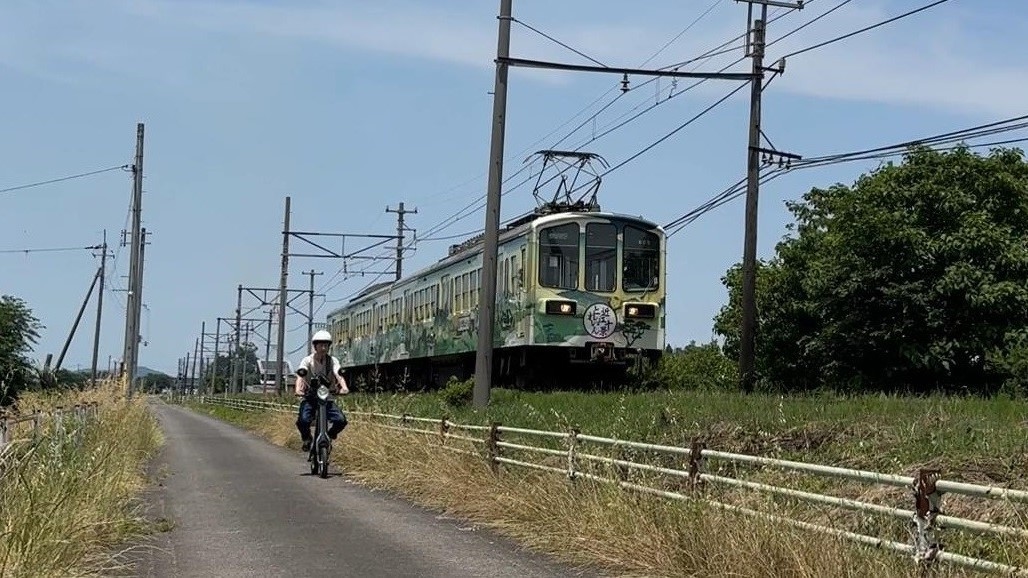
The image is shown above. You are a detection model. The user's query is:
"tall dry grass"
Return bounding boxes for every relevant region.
[0,381,162,577]
[187,401,999,578]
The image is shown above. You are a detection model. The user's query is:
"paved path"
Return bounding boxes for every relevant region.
[130,401,599,578]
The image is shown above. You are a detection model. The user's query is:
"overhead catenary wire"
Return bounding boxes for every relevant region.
[781,0,953,59]
[314,1,820,302]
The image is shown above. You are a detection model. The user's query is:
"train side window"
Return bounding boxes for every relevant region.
[585,223,617,292]
[538,223,579,289]
[623,225,660,291]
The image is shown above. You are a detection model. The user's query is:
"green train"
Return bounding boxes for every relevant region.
[324,203,667,389]
[325,150,666,389]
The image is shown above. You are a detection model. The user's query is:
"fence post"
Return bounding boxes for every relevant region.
[439,415,449,441]
[567,427,579,481]
[910,468,943,569]
[688,439,706,493]
[74,404,84,447]
[0,415,8,453]
[487,422,501,475]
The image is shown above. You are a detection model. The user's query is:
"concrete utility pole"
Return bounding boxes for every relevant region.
[123,123,145,397]
[473,0,513,409]
[386,202,417,281]
[55,268,102,371]
[305,269,323,348]
[233,284,242,393]
[198,321,206,392]
[738,0,803,393]
[90,233,108,387]
[473,0,761,407]
[276,196,291,394]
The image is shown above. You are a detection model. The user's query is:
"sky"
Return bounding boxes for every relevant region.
[1,0,1025,377]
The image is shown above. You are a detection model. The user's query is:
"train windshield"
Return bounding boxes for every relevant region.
[585,223,617,292]
[539,223,579,289]
[623,225,660,291]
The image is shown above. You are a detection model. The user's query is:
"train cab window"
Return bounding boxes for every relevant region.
[539,223,579,289]
[585,223,617,292]
[623,225,660,291]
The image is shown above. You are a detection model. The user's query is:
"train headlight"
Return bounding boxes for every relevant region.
[624,303,656,319]
[543,299,578,315]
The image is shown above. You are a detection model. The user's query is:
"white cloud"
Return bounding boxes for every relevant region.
[1,0,1025,116]
[762,2,1028,117]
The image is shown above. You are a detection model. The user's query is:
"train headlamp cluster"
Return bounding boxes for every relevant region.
[544,299,578,315]
[624,303,656,319]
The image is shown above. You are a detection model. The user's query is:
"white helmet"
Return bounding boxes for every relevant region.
[311,329,332,344]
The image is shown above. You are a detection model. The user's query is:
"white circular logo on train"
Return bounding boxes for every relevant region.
[583,303,617,339]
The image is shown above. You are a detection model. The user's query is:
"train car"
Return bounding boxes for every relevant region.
[324,203,666,390]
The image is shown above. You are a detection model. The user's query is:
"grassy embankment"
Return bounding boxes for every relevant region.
[0,381,163,578]
[183,386,1028,578]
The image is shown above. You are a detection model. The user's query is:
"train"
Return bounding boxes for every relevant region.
[323,154,667,390]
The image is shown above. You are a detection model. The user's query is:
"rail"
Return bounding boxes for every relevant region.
[174,393,1028,576]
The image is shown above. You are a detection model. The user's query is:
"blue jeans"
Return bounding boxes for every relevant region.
[296,398,347,441]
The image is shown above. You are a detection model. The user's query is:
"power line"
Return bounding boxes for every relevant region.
[782,0,952,59]
[640,0,727,67]
[766,0,855,49]
[664,114,1028,235]
[0,244,102,254]
[0,165,129,194]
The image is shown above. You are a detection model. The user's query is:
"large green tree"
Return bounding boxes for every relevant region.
[0,295,45,405]
[715,145,1028,394]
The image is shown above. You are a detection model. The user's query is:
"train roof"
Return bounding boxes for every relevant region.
[328,209,663,314]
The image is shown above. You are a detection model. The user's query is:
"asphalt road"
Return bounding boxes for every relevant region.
[130,401,599,578]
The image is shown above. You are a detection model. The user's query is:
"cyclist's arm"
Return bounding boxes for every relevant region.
[332,357,349,394]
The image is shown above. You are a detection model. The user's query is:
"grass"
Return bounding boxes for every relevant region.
[0,381,163,578]
[184,387,1028,577]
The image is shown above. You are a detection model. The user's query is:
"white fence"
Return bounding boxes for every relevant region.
[0,402,100,455]
[177,393,1028,576]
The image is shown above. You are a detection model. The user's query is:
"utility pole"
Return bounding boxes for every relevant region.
[198,321,206,393]
[191,337,199,392]
[473,0,513,409]
[212,319,222,395]
[738,0,803,393]
[276,196,291,395]
[55,268,102,371]
[386,202,417,281]
[122,123,145,397]
[242,322,252,391]
[233,284,242,393]
[304,269,323,347]
[265,307,274,390]
[90,232,108,387]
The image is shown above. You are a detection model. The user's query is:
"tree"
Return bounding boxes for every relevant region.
[0,295,45,405]
[715,145,1028,394]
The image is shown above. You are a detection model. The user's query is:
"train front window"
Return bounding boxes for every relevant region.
[585,223,616,292]
[623,225,660,291]
[539,223,579,289]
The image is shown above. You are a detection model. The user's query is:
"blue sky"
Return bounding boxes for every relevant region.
[1,0,1025,376]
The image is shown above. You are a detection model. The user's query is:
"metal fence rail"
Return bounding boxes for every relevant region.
[176,394,1028,576]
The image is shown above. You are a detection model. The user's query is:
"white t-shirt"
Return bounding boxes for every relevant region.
[297,353,345,391]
